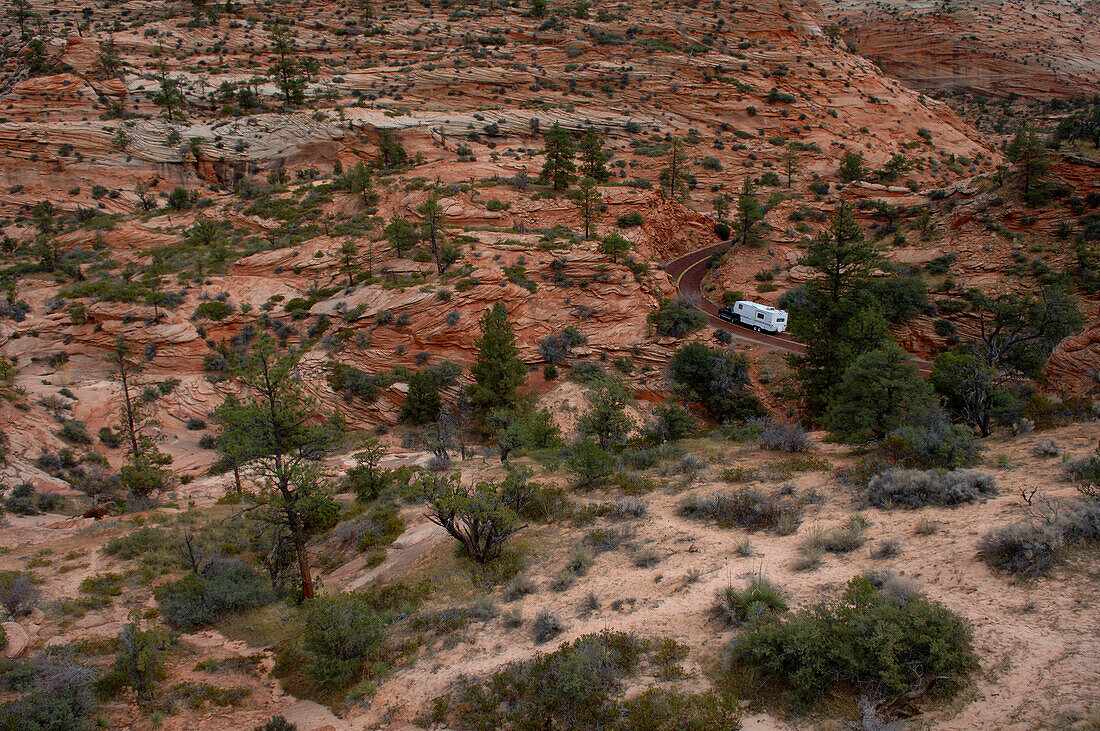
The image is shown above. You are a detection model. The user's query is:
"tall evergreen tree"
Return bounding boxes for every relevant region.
[153,64,185,122]
[660,137,689,198]
[786,202,887,419]
[268,24,310,105]
[468,303,527,417]
[418,188,458,274]
[573,177,603,238]
[1005,123,1050,202]
[108,338,174,503]
[338,240,359,287]
[541,123,576,191]
[783,143,801,188]
[578,127,611,182]
[9,0,35,42]
[213,337,342,599]
[735,178,763,248]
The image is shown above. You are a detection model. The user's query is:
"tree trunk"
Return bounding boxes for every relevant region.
[295,534,314,599]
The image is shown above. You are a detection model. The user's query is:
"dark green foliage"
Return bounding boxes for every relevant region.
[213,337,343,599]
[577,380,635,451]
[0,657,100,731]
[111,615,169,704]
[645,402,697,442]
[1005,124,1050,204]
[869,275,930,323]
[3,483,64,516]
[302,593,387,691]
[342,440,391,502]
[193,301,233,321]
[728,576,978,708]
[827,344,936,443]
[423,472,524,563]
[838,151,864,182]
[156,558,275,631]
[668,343,765,423]
[785,202,886,420]
[616,211,643,228]
[647,298,707,337]
[327,361,381,402]
[255,717,297,731]
[401,370,443,425]
[468,303,526,419]
[541,123,576,190]
[431,631,738,730]
[932,287,1082,436]
[566,439,615,488]
[491,408,563,462]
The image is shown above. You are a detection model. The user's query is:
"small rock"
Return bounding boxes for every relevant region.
[74,613,107,630]
[2,622,29,659]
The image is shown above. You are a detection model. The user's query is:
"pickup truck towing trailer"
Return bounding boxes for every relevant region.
[718,301,788,333]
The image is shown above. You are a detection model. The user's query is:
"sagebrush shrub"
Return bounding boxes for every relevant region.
[866,468,997,509]
[758,422,810,453]
[679,488,802,533]
[979,500,1100,576]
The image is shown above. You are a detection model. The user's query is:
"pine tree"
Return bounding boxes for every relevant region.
[838,150,864,183]
[1005,123,1050,201]
[213,337,342,599]
[418,189,458,274]
[578,127,611,182]
[9,0,35,42]
[827,344,935,442]
[97,38,122,77]
[735,177,763,247]
[600,233,631,263]
[401,370,443,425]
[573,177,603,238]
[384,214,418,258]
[468,303,527,417]
[712,195,730,221]
[339,240,359,287]
[541,123,576,191]
[786,202,887,419]
[660,137,688,198]
[782,143,801,188]
[152,64,185,121]
[108,338,174,503]
[268,24,308,105]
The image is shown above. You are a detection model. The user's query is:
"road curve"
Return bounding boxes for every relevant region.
[665,242,807,356]
[664,242,933,377]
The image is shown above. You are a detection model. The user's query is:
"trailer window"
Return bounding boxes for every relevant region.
[756,313,764,319]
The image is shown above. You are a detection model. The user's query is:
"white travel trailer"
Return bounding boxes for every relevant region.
[718,301,789,333]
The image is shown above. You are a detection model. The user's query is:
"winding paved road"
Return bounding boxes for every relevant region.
[665,243,806,355]
[665,242,933,376]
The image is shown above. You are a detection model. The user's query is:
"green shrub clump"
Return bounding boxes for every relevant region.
[647,298,707,338]
[156,558,275,631]
[429,631,739,730]
[727,576,978,709]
